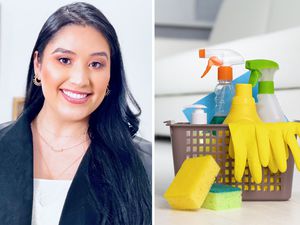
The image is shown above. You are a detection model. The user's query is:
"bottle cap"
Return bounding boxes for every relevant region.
[218,66,233,81]
[184,105,207,124]
[236,84,251,96]
[233,84,255,105]
[223,83,262,124]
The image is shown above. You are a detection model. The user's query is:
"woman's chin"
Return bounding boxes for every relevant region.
[58,109,90,122]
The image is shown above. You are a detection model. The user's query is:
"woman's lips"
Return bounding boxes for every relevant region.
[60,89,91,104]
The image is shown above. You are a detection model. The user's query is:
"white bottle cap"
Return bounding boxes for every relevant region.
[184,105,207,124]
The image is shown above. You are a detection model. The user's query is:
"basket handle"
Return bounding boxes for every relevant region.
[164,120,176,126]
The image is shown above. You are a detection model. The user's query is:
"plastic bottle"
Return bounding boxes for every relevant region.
[212,76,234,124]
[199,49,244,124]
[184,105,207,124]
[246,59,287,122]
[223,84,262,124]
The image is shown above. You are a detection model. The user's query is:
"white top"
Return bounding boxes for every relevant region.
[31,179,72,225]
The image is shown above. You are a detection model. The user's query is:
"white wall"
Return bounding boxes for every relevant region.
[155,37,208,60]
[0,0,152,141]
[209,0,300,44]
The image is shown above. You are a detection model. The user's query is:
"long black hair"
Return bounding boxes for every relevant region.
[24,2,151,224]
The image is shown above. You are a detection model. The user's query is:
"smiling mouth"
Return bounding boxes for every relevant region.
[60,89,92,104]
[62,90,87,99]
[61,89,91,99]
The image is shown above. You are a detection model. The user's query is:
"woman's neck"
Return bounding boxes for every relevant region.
[34,103,89,138]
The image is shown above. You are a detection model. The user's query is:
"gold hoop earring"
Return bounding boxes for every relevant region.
[105,87,111,96]
[33,74,41,86]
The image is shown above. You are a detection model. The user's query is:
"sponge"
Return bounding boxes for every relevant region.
[164,155,220,210]
[202,184,242,210]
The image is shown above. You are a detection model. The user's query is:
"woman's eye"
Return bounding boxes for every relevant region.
[58,58,71,65]
[89,62,103,69]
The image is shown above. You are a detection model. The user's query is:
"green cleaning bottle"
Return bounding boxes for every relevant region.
[246,59,287,122]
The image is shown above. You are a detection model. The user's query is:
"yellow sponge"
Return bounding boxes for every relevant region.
[164,155,220,210]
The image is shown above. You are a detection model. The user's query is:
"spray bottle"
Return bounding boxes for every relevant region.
[199,49,244,124]
[246,59,287,122]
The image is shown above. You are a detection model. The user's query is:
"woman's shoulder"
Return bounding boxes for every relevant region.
[133,136,151,156]
[133,136,152,180]
[0,121,14,140]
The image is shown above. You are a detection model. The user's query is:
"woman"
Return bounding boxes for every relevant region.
[0,2,151,225]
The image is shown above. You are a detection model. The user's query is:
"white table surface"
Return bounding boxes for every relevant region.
[155,140,300,225]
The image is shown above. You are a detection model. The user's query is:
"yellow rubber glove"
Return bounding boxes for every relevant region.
[255,123,271,167]
[229,122,278,180]
[229,123,262,184]
[285,122,300,169]
[268,150,279,173]
[264,123,288,173]
[269,122,300,171]
[228,122,300,183]
[256,122,300,173]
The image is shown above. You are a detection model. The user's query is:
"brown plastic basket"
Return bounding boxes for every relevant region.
[165,121,294,201]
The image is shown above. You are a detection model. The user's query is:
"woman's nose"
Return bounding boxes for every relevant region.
[69,65,90,87]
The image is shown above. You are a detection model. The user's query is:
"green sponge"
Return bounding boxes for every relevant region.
[202,184,242,210]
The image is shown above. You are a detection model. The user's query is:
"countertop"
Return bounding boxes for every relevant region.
[155,140,300,225]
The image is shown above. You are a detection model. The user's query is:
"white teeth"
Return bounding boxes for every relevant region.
[62,90,88,99]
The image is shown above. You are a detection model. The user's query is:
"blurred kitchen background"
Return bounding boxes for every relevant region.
[155,0,300,206]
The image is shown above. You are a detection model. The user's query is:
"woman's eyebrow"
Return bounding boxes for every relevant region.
[90,52,108,59]
[51,48,108,59]
[52,48,75,55]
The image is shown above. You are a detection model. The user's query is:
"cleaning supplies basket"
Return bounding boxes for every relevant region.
[165,121,294,201]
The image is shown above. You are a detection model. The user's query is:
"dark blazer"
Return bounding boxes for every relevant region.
[0,111,152,225]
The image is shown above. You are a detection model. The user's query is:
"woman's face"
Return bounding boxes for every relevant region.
[34,25,111,122]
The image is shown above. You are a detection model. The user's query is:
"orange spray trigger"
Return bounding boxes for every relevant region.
[201,56,223,78]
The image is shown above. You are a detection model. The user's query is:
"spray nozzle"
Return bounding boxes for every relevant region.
[246,59,279,87]
[201,56,223,78]
[199,49,244,81]
[248,69,262,86]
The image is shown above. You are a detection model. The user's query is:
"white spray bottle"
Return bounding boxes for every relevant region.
[246,59,287,122]
[199,49,244,124]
